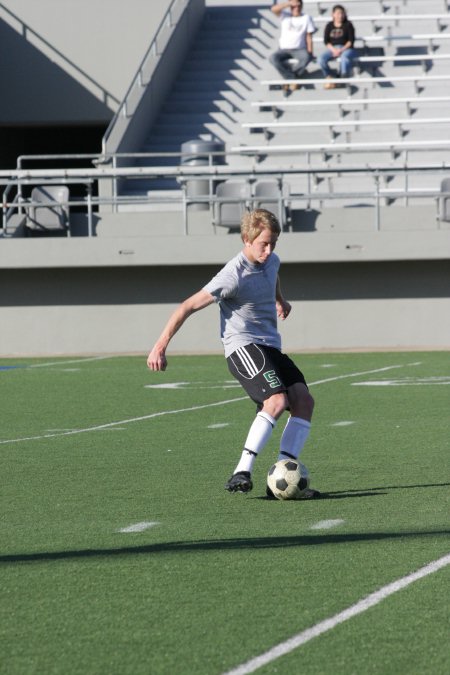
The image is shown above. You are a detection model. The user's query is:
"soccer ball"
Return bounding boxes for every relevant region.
[267,459,310,500]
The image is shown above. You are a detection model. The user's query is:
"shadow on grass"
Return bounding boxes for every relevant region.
[339,482,450,493]
[253,490,386,501]
[1,529,449,565]
[313,482,450,500]
[254,481,450,502]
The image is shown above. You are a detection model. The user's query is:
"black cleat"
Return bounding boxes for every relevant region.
[225,471,253,493]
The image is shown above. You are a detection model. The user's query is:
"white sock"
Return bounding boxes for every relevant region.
[278,416,311,461]
[233,411,277,474]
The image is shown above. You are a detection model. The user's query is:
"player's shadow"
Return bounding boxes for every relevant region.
[316,481,450,500]
[254,489,385,501]
[255,480,450,501]
[1,529,448,565]
[344,481,450,492]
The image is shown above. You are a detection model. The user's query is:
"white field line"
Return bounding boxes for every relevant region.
[27,356,113,368]
[223,553,450,675]
[0,397,248,446]
[310,362,421,386]
[0,362,420,446]
[331,421,355,427]
[310,519,345,530]
[117,521,160,533]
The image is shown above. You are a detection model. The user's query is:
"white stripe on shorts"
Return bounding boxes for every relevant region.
[236,346,259,377]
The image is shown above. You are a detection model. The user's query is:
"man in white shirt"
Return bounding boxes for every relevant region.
[270,0,316,93]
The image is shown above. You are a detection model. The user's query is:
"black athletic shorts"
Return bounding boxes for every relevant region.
[226,343,307,409]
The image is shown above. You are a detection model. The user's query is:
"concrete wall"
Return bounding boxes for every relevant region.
[0,0,174,124]
[1,230,449,355]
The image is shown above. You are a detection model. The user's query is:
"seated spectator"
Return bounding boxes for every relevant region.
[270,1,316,96]
[318,4,356,89]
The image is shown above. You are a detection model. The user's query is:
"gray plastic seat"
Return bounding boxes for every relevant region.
[27,185,70,233]
[252,179,291,228]
[213,180,251,230]
[439,177,450,223]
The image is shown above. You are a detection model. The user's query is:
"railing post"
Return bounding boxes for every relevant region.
[87,182,93,237]
[374,173,381,231]
[112,156,118,214]
[306,152,311,209]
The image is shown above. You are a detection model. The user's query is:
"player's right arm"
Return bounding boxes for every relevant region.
[147,289,215,371]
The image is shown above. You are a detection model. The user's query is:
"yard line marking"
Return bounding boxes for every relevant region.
[117,521,160,533]
[145,382,240,390]
[353,376,450,387]
[27,356,113,368]
[310,519,345,530]
[0,397,249,445]
[311,362,421,386]
[223,553,450,675]
[0,363,418,446]
[208,423,231,429]
[145,382,190,389]
[332,421,355,427]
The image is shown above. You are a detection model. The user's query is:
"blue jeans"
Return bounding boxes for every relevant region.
[270,48,313,79]
[318,46,356,77]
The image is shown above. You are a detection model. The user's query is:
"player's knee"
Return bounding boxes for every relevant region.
[263,392,288,419]
[303,390,315,417]
[288,384,314,419]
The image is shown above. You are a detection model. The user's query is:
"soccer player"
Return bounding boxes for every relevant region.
[147,209,320,498]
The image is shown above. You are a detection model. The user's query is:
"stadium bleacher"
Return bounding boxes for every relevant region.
[1,0,449,234]
[95,0,449,229]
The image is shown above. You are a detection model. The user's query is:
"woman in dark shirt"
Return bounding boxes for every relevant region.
[318,5,356,88]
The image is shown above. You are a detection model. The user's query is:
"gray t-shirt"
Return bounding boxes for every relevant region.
[203,251,282,358]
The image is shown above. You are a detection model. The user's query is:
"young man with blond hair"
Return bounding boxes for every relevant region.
[147,209,319,498]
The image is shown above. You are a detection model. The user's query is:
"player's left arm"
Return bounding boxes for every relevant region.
[276,275,291,320]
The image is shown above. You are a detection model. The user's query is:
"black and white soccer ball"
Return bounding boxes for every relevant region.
[267,459,310,500]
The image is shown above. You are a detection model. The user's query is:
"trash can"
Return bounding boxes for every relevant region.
[181,137,226,210]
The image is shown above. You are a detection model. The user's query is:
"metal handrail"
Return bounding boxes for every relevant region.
[4,188,449,236]
[3,161,449,181]
[101,0,189,155]
[2,149,449,235]
[2,160,450,236]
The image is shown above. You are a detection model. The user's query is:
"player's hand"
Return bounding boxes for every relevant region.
[276,299,291,320]
[147,345,167,371]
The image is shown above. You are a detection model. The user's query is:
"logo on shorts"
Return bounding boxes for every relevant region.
[264,370,281,389]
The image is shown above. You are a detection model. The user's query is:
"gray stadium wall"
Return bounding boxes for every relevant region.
[0,0,177,124]
[1,231,449,355]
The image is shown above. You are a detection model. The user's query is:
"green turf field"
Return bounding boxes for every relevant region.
[0,352,449,674]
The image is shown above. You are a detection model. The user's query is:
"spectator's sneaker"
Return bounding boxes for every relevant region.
[324,76,336,90]
[225,471,253,493]
[266,485,321,500]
